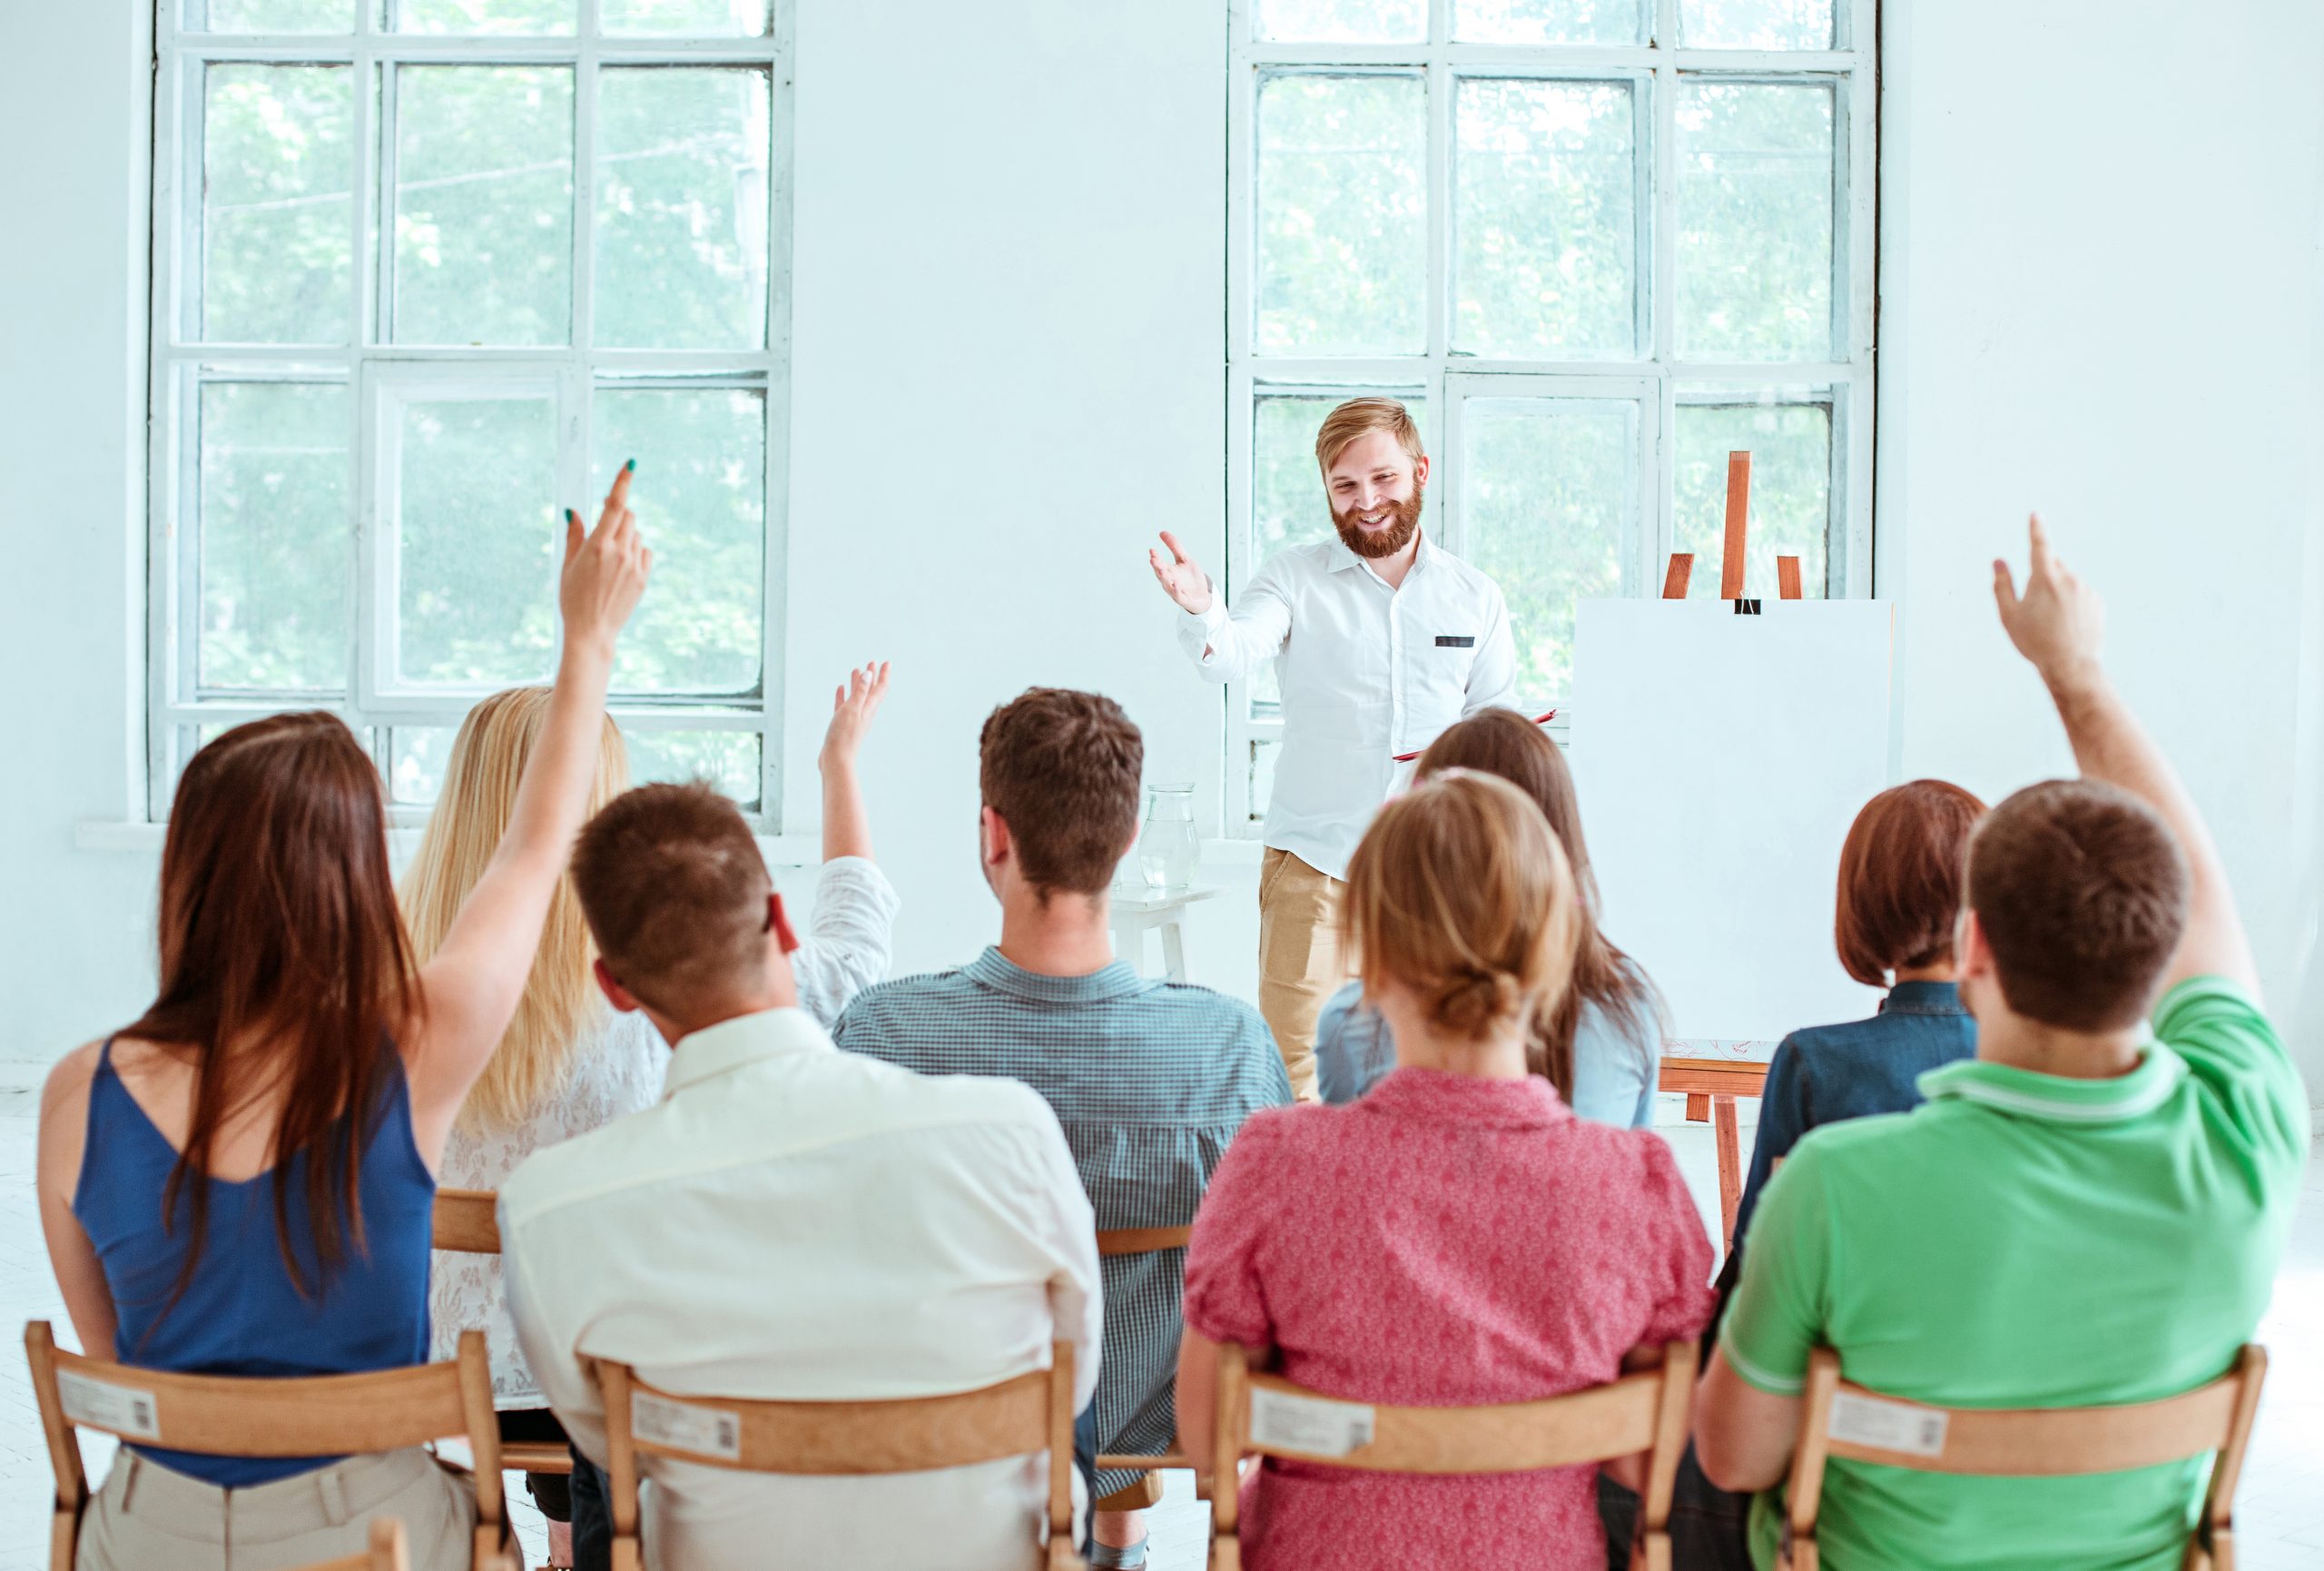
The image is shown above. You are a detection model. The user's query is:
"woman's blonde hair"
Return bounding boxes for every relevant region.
[400,688,629,1134]
[1344,769,1582,1043]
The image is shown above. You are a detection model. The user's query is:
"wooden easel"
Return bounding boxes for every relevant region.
[1656,450,1797,1257]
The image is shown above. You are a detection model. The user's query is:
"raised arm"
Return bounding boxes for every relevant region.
[404,469,651,1151]
[1150,531,1293,684]
[1994,516,2258,997]
[818,661,890,864]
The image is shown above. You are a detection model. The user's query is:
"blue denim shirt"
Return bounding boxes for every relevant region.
[1728,980,1977,1250]
[1311,977,1659,1129]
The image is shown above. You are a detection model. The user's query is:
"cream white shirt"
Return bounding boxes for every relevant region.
[1178,532,1518,879]
[499,1007,1102,1571]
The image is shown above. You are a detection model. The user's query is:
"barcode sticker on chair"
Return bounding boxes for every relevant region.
[1248,1388,1375,1457]
[631,1393,742,1462]
[56,1371,162,1441]
[1827,1392,1947,1458]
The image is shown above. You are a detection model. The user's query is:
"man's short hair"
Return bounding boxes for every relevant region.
[570,780,771,1012]
[979,688,1142,899]
[1315,397,1425,475]
[1967,779,2190,1032]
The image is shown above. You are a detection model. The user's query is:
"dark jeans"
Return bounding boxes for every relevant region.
[567,1412,1098,1571]
[497,1408,574,1525]
[1596,1448,1753,1571]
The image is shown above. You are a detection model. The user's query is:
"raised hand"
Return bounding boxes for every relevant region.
[1993,514,2103,688]
[561,461,653,661]
[820,660,891,773]
[1147,531,1215,615]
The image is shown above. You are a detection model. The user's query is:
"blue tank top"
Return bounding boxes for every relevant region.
[72,1039,436,1487]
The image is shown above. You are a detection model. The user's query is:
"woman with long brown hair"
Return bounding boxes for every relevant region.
[1314,707,1664,1123]
[35,472,648,1571]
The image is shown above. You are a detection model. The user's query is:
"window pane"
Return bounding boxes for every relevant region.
[388,726,457,805]
[190,0,354,31]
[394,67,574,345]
[198,380,351,690]
[1254,0,1424,42]
[625,730,762,810]
[1460,397,1638,706]
[1676,80,1834,361]
[201,65,353,344]
[390,0,574,33]
[596,69,770,351]
[394,391,560,686]
[1256,74,1425,357]
[1453,0,1644,45]
[1671,397,1830,599]
[603,0,773,35]
[1680,0,1835,49]
[592,389,765,694]
[1455,79,1637,359]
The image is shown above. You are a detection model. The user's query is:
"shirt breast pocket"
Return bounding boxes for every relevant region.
[1420,633,1480,717]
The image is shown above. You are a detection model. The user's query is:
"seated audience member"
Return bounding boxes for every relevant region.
[1313,707,1663,1123]
[835,687,1290,1569]
[1727,777,1985,1252]
[402,664,897,1563]
[35,478,647,1571]
[1696,520,2309,1570]
[501,781,1103,1571]
[1177,770,1715,1571]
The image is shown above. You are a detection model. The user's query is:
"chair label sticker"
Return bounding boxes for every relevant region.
[1248,1387,1374,1457]
[631,1392,742,1462]
[57,1371,162,1441]
[1827,1392,1947,1457]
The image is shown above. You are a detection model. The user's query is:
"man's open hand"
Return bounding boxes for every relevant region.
[1148,531,1215,615]
[1994,514,2104,692]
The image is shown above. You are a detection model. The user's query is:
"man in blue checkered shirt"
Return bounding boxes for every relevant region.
[834,687,1290,1570]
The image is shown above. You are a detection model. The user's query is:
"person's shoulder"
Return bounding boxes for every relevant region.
[42,1039,106,1115]
[832,967,976,1028]
[1149,981,1275,1040]
[1426,541,1509,597]
[497,1106,660,1233]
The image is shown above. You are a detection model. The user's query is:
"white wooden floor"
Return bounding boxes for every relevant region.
[1,1074,2318,1570]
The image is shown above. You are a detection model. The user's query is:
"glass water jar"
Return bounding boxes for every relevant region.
[1137,783,1200,893]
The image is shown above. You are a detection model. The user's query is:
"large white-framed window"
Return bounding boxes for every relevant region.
[148,0,793,824]
[1226,0,1876,825]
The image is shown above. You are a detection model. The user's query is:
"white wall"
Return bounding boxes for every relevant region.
[4,2,2322,1088]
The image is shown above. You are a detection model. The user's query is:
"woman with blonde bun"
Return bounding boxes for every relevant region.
[1176,770,1713,1571]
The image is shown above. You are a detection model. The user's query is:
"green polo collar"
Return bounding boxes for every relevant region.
[1917,1042,2188,1125]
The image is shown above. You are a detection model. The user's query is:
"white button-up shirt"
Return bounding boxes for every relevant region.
[1178,532,1518,880]
[500,1007,1102,1571]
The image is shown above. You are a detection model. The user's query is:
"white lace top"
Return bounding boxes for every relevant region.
[429,855,902,1408]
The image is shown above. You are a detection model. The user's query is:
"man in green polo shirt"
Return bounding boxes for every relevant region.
[1694,516,2310,1570]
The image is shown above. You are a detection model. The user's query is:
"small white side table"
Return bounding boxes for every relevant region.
[1108,885,1223,983]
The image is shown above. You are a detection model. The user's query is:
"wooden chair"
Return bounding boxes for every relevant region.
[1778,1345,2269,1571]
[1204,1339,1699,1571]
[1091,1224,1195,1498]
[25,1320,513,1571]
[596,1340,1087,1571]
[294,1517,412,1571]
[431,1186,573,1481]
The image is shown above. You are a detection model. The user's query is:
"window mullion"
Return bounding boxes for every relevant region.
[574,18,599,361]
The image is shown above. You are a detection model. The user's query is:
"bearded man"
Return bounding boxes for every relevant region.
[1147,397,1517,1100]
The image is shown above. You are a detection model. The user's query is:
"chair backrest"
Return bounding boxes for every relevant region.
[291,1517,412,1571]
[1096,1225,1191,1258]
[1206,1339,1698,1571]
[595,1341,1084,1571]
[25,1321,507,1571]
[432,1186,501,1255]
[1778,1345,2269,1571]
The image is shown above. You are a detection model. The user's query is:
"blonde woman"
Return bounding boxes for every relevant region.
[1176,772,1713,1571]
[402,663,897,1561]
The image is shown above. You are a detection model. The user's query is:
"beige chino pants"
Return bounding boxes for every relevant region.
[1257,847,1344,1103]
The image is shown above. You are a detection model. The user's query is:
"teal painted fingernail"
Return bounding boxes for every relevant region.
[566,509,577,523]
[624,458,636,472]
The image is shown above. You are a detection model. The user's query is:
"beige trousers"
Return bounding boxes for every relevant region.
[75,1446,475,1571]
[1257,847,1345,1103]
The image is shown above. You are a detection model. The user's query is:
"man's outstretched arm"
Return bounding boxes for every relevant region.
[1149,530,1292,684]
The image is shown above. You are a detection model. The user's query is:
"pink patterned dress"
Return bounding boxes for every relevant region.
[1183,1067,1714,1570]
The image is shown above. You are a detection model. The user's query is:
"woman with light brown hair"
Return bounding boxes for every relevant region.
[1177,771,1713,1571]
[36,473,647,1571]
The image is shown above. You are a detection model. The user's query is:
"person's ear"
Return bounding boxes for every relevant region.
[1412,452,1430,489]
[767,892,800,956]
[593,956,645,1013]
[980,805,1010,871]
[1956,908,1994,980]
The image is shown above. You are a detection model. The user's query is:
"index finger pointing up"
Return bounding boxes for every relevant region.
[597,459,636,532]
[2026,513,2053,579]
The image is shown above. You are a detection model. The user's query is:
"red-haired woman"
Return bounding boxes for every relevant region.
[35,473,648,1571]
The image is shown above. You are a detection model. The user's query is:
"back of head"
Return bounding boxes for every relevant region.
[1967,779,2189,1032]
[570,781,773,1023]
[401,688,629,1132]
[1346,769,1581,1044]
[1834,779,1988,986]
[979,687,1143,900]
[1414,708,1594,903]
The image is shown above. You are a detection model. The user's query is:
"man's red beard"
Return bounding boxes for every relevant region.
[1334,483,1424,559]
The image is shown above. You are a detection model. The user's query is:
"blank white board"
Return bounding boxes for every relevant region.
[1571,598,1896,1043]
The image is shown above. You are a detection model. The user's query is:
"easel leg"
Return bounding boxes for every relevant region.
[1715,1095,1742,1253]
